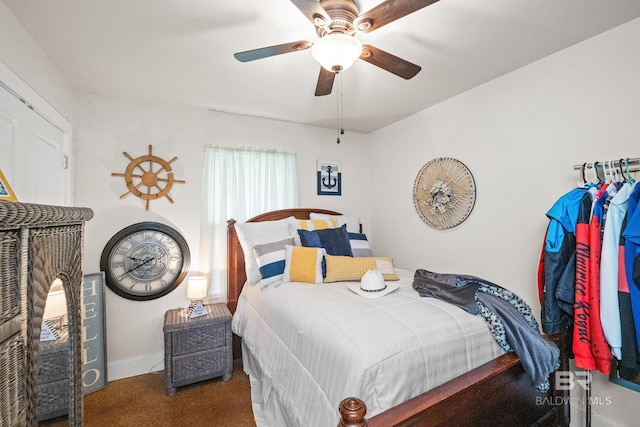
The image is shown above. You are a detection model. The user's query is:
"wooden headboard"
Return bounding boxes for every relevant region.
[226,208,343,314]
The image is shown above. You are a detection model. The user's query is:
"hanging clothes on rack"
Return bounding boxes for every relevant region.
[619,183,640,380]
[541,159,640,378]
[588,183,614,375]
[573,186,598,371]
[544,159,640,427]
[600,181,633,360]
[539,187,587,334]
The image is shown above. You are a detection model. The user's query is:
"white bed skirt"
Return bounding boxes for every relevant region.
[243,341,300,427]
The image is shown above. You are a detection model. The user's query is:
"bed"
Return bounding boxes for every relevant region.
[227,208,569,427]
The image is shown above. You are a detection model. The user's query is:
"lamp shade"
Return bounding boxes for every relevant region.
[187,276,208,300]
[311,33,362,73]
[44,278,67,319]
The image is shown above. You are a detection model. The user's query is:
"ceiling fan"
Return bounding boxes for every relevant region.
[234,0,440,96]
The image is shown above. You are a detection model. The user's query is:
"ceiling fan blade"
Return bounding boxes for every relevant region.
[356,0,440,33]
[360,45,421,79]
[290,0,331,27]
[234,40,312,62]
[315,67,336,96]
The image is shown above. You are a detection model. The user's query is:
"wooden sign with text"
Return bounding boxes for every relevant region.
[82,273,107,394]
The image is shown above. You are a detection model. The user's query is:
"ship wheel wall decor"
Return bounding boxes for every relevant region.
[413,157,476,230]
[112,145,186,210]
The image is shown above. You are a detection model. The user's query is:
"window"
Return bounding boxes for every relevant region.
[199,145,299,301]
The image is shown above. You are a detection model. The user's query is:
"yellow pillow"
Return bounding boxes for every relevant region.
[324,255,399,282]
[297,218,338,230]
[283,245,325,284]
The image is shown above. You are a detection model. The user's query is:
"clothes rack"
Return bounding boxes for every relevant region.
[573,157,640,170]
[570,156,640,427]
[574,158,640,183]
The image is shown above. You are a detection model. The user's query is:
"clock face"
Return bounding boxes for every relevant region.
[100,222,190,300]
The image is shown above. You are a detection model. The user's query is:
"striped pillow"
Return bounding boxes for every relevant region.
[235,216,298,285]
[309,213,360,233]
[252,237,296,286]
[348,232,373,257]
[283,245,325,284]
[297,218,338,230]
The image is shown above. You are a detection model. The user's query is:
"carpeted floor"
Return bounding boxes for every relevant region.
[40,359,256,427]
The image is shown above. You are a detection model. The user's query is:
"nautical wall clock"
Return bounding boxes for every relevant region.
[111,144,186,211]
[100,222,191,301]
[413,157,476,230]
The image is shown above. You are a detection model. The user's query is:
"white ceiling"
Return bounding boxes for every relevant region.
[4,0,640,134]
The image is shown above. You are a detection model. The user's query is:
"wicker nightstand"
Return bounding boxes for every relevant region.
[163,303,232,395]
[37,328,70,421]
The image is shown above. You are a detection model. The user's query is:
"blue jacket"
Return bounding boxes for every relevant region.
[622,184,640,357]
[540,188,586,334]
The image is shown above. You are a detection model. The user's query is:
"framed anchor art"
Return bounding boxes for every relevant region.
[317,159,342,196]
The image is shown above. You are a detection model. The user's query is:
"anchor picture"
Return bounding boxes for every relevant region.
[317,160,342,196]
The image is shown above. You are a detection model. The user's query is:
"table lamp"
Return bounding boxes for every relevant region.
[187,276,207,307]
[187,276,208,319]
[43,278,67,329]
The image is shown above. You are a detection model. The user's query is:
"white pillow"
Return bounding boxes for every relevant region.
[309,213,360,233]
[235,216,298,285]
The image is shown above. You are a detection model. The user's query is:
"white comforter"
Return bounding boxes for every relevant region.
[232,268,504,427]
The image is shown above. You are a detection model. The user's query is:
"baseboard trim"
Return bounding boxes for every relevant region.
[107,352,164,381]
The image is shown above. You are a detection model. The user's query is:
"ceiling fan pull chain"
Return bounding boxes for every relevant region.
[340,73,345,135]
[336,73,344,144]
[336,72,341,143]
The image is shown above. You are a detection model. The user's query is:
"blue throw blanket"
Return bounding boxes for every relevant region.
[412,269,560,392]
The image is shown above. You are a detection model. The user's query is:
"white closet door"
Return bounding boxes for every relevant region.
[0,84,70,205]
[28,109,68,205]
[0,84,28,190]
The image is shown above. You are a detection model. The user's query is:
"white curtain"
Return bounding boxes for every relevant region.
[199,145,299,301]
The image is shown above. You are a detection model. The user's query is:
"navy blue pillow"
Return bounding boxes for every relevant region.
[298,224,353,257]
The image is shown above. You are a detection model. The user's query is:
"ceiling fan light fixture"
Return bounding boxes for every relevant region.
[311,33,362,73]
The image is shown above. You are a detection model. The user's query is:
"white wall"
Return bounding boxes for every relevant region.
[369,18,640,427]
[0,1,75,122]
[72,94,372,380]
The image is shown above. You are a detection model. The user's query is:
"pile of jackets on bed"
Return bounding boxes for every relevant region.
[413,269,560,392]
